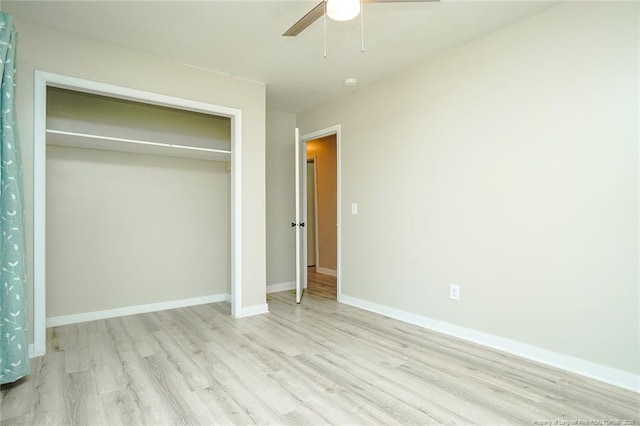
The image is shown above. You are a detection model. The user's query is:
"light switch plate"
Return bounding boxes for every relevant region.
[351,203,358,215]
[450,284,460,301]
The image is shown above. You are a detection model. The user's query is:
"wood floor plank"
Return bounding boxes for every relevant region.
[100,389,146,426]
[192,384,257,425]
[2,292,639,425]
[64,370,108,426]
[307,267,337,300]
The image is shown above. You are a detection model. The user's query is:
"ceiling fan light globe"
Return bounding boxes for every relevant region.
[326,0,361,22]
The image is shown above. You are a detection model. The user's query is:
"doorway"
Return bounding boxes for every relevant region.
[301,131,339,301]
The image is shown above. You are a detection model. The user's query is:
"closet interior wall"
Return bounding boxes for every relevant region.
[45,88,232,319]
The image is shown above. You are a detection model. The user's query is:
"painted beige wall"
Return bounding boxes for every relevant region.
[307,136,337,271]
[8,17,267,343]
[298,2,639,375]
[265,109,296,286]
[46,146,229,317]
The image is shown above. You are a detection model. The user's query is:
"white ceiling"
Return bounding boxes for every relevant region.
[3,0,554,113]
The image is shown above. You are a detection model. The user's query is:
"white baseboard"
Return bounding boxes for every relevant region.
[315,267,337,277]
[340,294,639,393]
[235,303,269,318]
[267,281,295,293]
[46,293,230,328]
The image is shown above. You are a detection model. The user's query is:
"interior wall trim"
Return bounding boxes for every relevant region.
[315,267,337,277]
[236,303,270,318]
[340,294,640,393]
[266,281,296,293]
[45,293,231,329]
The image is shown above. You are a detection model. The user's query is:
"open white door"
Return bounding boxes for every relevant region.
[294,128,307,303]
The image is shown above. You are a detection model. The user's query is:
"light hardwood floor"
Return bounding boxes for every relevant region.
[307,267,337,300]
[2,292,638,425]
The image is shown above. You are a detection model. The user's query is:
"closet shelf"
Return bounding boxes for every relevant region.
[46,129,231,162]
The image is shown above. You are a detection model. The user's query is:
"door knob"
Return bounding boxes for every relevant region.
[291,222,297,227]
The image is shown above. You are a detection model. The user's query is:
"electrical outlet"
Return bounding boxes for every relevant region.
[450,284,460,301]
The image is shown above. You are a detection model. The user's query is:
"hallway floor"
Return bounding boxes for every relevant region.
[307,267,336,300]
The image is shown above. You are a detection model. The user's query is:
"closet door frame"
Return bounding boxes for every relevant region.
[32,71,243,357]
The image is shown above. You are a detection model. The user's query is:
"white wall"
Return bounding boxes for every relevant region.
[46,146,229,317]
[297,2,639,377]
[8,17,267,344]
[265,109,296,287]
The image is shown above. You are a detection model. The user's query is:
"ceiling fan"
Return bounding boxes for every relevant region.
[283,0,439,37]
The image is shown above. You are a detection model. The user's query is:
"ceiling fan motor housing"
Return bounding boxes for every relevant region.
[326,0,361,21]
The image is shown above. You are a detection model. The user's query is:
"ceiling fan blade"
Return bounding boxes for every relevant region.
[283,1,325,37]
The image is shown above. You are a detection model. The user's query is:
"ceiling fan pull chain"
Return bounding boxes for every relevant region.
[360,0,365,52]
[323,0,328,58]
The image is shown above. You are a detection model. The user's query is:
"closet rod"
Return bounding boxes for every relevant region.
[46,129,231,155]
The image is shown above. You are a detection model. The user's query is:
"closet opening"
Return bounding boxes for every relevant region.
[32,71,243,357]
